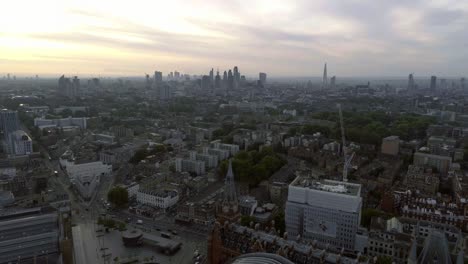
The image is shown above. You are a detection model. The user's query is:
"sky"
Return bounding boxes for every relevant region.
[0,0,467,78]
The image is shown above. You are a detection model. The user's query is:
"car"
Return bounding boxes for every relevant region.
[155,228,161,231]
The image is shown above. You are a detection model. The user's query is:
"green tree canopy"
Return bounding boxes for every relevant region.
[107,186,128,208]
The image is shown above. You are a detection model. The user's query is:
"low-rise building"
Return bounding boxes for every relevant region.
[405,165,439,196]
[137,189,179,209]
[34,117,87,129]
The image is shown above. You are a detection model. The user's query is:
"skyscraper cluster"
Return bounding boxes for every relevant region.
[206,66,245,92]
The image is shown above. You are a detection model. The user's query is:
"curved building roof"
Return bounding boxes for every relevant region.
[231,253,294,264]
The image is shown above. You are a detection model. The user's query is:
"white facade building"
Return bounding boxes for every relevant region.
[7,130,33,156]
[66,161,112,200]
[286,177,362,251]
[136,189,179,209]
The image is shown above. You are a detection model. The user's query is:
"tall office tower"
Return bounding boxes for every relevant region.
[70,76,80,98]
[209,68,214,85]
[461,78,466,90]
[440,78,447,89]
[259,72,267,86]
[408,73,415,90]
[154,71,163,83]
[217,160,240,224]
[168,72,174,80]
[430,76,437,90]
[7,73,10,80]
[174,71,180,79]
[145,74,151,89]
[201,75,211,90]
[286,176,362,250]
[215,70,221,89]
[228,70,234,90]
[330,76,336,89]
[0,109,19,136]
[222,71,228,88]
[322,63,328,89]
[233,66,240,89]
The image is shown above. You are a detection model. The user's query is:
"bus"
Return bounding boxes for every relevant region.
[160,232,172,239]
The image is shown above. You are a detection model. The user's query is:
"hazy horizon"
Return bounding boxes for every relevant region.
[1,0,468,77]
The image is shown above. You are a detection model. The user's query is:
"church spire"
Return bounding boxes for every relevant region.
[224,159,237,204]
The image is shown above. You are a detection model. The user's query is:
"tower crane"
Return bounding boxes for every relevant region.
[337,103,354,182]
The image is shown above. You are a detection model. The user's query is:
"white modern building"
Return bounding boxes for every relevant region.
[34,117,87,129]
[66,161,112,200]
[136,189,179,209]
[285,177,362,251]
[6,130,33,156]
[126,183,140,198]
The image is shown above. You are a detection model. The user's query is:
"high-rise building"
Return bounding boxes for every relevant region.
[330,76,336,89]
[430,76,437,90]
[174,71,180,79]
[58,75,80,98]
[215,70,221,89]
[322,63,328,89]
[461,78,466,90]
[286,177,362,250]
[154,71,163,83]
[259,72,267,86]
[233,66,240,89]
[0,109,19,136]
[145,74,151,89]
[408,73,415,90]
[209,68,214,85]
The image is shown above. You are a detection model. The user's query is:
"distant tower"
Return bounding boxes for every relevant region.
[233,66,240,89]
[259,72,267,86]
[461,78,466,90]
[330,76,336,89]
[209,68,214,86]
[217,160,240,224]
[408,73,415,90]
[145,74,151,89]
[430,75,437,90]
[227,70,234,90]
[215,70,221,89]
[322,63,328,89]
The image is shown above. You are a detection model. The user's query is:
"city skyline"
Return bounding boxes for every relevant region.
[1,0,468,77]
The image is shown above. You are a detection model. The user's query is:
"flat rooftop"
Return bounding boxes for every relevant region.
[291,177,361,197]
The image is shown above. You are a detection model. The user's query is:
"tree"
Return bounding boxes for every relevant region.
[107,186,128,208]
